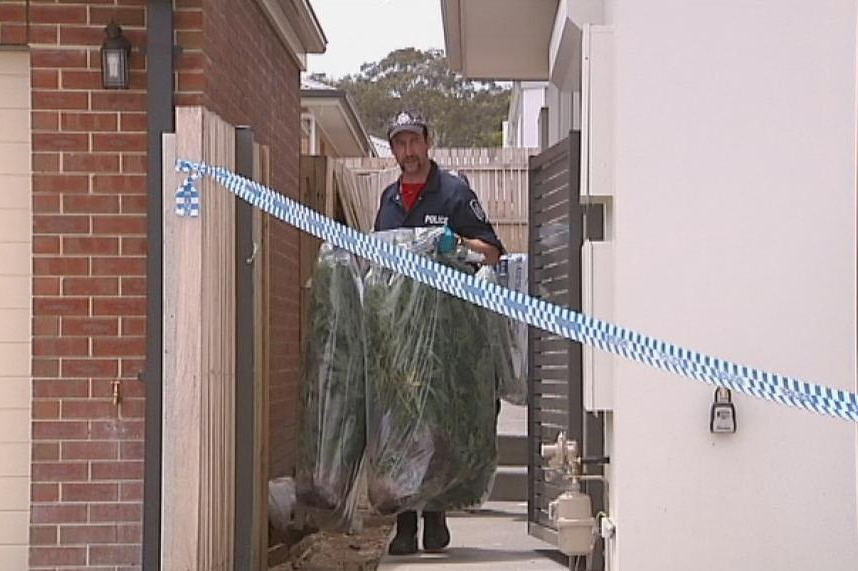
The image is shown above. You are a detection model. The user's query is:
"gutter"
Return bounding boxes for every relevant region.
[142,2,174,569]
[301,88,376,157]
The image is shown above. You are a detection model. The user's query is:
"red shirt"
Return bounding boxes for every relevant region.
[400,181,426,211]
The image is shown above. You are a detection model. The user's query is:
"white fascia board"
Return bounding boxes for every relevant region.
[256,0,327,71]
[441,0,464,72]
[549,0,605,90]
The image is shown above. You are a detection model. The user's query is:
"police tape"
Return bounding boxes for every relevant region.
[175,159,858,423]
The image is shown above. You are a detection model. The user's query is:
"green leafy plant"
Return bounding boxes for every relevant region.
[364,233,498,515]
[295,245,366,519]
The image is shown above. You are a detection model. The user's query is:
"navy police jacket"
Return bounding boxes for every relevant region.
[373,161,504,253]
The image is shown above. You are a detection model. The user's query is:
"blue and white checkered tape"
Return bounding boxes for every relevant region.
[175,159,858,423]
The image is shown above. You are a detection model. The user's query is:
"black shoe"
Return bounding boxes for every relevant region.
[388,511,418,555]
[422,510,450,552]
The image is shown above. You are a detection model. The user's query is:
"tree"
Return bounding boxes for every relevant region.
[320,48,510,148]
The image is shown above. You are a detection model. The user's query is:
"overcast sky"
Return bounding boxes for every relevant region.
[307,0,446,79]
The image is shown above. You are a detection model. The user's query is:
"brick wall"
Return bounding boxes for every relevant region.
[2,0,304,567]
[22,1,149,569]
[192,0,303,479]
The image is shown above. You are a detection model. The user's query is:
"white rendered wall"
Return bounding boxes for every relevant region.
[607,1,858,570]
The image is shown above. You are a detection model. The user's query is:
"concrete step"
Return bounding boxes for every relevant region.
[496,434,528,466]
[489,466,527,502]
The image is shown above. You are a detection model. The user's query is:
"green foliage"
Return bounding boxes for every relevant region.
[295,246,366,517]
[364,238,497,515]
[324,48,510,148]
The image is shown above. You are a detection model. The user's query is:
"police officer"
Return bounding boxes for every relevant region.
[375,110,504,555]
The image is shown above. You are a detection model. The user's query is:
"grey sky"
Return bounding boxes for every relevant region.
[307,0,446,79]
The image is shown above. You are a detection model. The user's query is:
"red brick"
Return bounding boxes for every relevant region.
[120,316,145,336]
[60,524,117,545]
[33,152,60,172]
[0,4,26,21]
[174,8,203,28]
[62,441,118,461]
[34,215,90,234]
[32,482,60,502]
[31,461,89,483]
[33,337,88,357]
[31,49,88,68]
[63,153,120,172]
[178,71,206,92]
[33,90,89,111]
[0,23,27,44]
[29,23,60,45]
[33,379,88,399]
[33,296,90,316]
[63,194,120,214]
[90,544,141,566]
[120,194,147,214]
[93,174,146,194]
[30,525,59,546]
[63,237,120,256]
[120,237,147,256]
[119,481,142,501]
[176,29,203,50]
[32,110,59,130]
[61,359,119,378]
[62,482,118,502]
[33,259,88,281]
[93,215,146,235]
[91,92,146,112]
[120,359,146,381]
[92,133,146,153]
[29,546,86,567]
[117,523,142,543]
[120,276,146,296]
[119,396,144,417]
[32,442,60,462]
[33,174,89,194]
[63,276,119,296]
[93,337,145,357]
[33,276,60,295]
[62,112,118,132]
[93,297,145,316]
[119,112,146,131]
[62,317,119,337]
[121,154,147,174]
[90,6,146,27]
[33,193,61,213]
[32,359,60,378]
[32,399,60,420]
[92,257,145,276]
[33,133,89,153]
[90,420,143,440]
[96,376,144,399]
[89,502,142,523]
[62,399,117,419]
[31,5,87,25]
[59,26,103,47]
[119,441,144,462]
[33,316,60,336]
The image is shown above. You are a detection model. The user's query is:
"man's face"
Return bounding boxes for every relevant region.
[390,130,431,177]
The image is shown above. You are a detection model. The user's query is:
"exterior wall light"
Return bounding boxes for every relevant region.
[101,20,132,89]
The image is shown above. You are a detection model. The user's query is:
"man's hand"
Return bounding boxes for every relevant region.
[461,237,501,265]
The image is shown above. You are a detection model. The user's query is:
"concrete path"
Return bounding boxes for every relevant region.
[376,501,569,570]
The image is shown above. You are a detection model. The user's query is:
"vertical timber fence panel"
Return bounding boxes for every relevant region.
[163,107,237,571]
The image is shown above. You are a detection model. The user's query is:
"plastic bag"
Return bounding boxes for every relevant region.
[490,254,529,405]
[295,243,366,527]
[268,476,297,533]
[364,228,498,515]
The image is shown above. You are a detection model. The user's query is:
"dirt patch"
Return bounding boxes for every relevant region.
[269,513,394,571]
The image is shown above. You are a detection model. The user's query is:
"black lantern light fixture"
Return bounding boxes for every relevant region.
[101,20,132,89]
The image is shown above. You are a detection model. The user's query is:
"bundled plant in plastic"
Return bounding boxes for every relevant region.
[364,229,498,515]
[295,244,366,524]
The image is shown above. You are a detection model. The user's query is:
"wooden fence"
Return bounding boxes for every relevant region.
[337,147,533,253]
[163,107,236,570]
